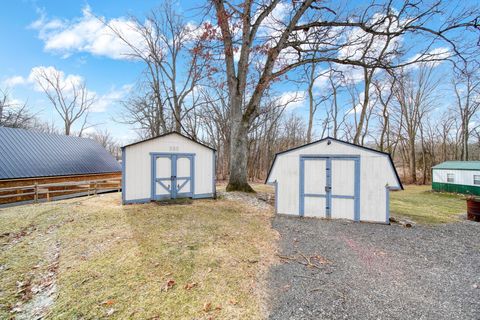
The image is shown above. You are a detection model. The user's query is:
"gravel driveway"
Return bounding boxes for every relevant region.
[267,216,480,319]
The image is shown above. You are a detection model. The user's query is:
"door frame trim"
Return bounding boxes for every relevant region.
[150,152,195,200]
[299,155,360,221]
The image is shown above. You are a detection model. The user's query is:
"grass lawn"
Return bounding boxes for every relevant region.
[390,185,467,224]
[0,193,277,319]
[234,181,466,225]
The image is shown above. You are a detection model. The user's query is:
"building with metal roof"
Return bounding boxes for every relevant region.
[0,126,121,180]
[432,161,480,195]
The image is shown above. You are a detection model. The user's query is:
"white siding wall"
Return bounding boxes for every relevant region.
[124,134,214,202]
[432,169,480,186]
[267,140,400,223]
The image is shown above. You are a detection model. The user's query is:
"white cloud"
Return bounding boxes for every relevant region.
[404,47,451,69]
[30,5,144,60]
[338,13,402,63]
[346,89,377,116]
[91,84,132,112]
[28,66,84,93]
[8,66,129,113]
[277,91,305,110]
[8,98,26,109]
[29,66,133,112]
[311,66,364,93]
[2,76,27,88]
[258,2,290,40]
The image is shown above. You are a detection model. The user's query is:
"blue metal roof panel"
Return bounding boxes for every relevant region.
[0,127,121,180]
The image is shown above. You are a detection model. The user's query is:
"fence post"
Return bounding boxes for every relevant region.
[34,182,38,203]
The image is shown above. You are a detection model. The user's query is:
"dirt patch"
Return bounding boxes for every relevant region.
[10,241,60,319]
[1,224,37,248]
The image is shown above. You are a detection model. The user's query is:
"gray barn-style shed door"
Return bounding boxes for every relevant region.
[151,153,194,200]
[300,155,360,221]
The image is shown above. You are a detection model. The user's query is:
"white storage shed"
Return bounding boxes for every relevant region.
[266,137,403,223]
[122,132,216,204]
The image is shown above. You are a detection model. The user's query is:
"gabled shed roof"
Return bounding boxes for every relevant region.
[432,161,480,171]
[122,131,216,151]
[0,127,121,180]
[265,136,403,190]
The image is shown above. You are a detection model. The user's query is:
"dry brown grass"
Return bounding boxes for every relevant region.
[216,181,273,194]
[0,192,277,319]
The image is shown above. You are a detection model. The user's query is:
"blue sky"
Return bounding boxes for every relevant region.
[0,0,167,142]
[1,0,476,144]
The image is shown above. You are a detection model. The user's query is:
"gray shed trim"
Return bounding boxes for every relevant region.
[0,127,121,180]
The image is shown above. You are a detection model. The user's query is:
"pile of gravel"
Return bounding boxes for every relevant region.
[218,191,272,211]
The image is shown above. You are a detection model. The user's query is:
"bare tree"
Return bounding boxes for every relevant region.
[209,0,479,191]
[30,119,60,135]
[316,69,346,139]
[436,112,456,162]
[392,65,438,183]
[302,51,332,142]
[110,0,210,135]
[0,90,36,129]
[120,92,168,139]
[452,63,480,160]
[86,128,121,159]
[373,74,396,153]
[34,68,94,136]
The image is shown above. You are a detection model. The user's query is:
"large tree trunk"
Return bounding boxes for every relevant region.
[463,130,469,160]
[65,122,71,136]
[409,137,417,183]
[353,68,372,145]
[420,128,427,185]
[175,104,182,133]
[226,106,254,192]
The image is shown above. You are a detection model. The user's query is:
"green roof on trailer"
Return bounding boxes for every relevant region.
[432,161,480,171]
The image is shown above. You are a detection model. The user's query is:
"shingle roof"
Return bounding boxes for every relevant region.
[0,127,121,180]
[432,161,480,171]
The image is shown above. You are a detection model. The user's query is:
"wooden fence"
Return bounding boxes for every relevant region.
[0,178,122,205]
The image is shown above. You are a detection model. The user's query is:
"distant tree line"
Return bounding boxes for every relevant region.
[110,0,479,186]
[2,0,479,186]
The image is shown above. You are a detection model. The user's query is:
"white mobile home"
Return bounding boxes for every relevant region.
[266,137,403,223]
[432,161,480,195]
[122,132,216,204]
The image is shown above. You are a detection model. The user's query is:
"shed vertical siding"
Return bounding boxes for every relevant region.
[268,140,400,223]
[123,134,214,203]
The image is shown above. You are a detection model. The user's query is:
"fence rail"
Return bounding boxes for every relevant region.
[0,178,122,204]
